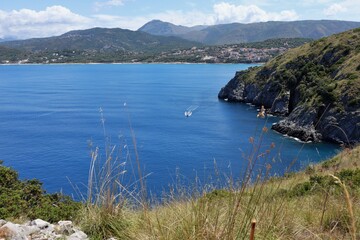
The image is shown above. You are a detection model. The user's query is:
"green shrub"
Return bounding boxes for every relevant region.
[283,168,360,198]
[0,161,19,188]
[0,161,81,222]
[337,169,360,187]
[205,189,232,201]
[317,86,337,103]
[305,165,315,175]
[356,64,360,71]
[288,181,313,197]
[348,73,358,80]
[348,98,359,107]
[321,157,339,169]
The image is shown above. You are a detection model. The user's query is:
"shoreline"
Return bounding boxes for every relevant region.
[0,62,266,66]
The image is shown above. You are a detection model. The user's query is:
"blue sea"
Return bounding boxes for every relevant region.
[0,64,339,198]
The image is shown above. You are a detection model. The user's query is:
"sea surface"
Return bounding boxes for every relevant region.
[0,64,339,198]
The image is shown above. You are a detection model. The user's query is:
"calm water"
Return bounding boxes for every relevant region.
[0,64,339,197]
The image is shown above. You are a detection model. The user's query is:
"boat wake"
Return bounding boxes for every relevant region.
[184,105,199,117]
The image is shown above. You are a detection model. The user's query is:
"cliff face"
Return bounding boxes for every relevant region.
[219,28,360,145]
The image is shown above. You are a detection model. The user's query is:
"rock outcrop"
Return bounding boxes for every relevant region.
[271,106,322,142]
[0,219,87,240]
[219,28,360,145]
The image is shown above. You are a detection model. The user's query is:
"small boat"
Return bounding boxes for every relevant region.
[184,105,198,117]
[184,111,192,117]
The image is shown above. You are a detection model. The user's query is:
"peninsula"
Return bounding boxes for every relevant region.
[219,28,360,145]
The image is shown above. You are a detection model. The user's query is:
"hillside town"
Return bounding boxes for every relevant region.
[148,45,289,63]
[0,37,309,64]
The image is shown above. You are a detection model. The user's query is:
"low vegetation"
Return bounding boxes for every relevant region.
[0,160,81,222]
[1,141,359,239]
[239,28,360,111]
[77,143,359,239]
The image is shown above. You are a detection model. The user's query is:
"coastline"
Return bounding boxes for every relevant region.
[0,61,266,66]
[218,28,360,146]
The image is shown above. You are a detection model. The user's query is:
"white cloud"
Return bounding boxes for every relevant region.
[323,3,347,16]
[0,3,300,39]
[0,6,91,39]
[101,3,299,29]
[212,2,298,24]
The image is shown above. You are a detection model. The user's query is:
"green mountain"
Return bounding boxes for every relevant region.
[0,27,202,53]
[0,46,28,62]
[228,38,312,49]
[138,20,207,36]
[0,35,309,64]
[219,28,360,145]
[139,20,360,45]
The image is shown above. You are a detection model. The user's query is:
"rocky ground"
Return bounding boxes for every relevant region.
[0,219,87,240]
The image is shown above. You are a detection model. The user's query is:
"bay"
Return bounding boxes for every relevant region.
[0,64,339,197]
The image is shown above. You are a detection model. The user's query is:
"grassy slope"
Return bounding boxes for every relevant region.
[2,143,358,239]
[242,28,360,106]
[132,147,359,240]
[77,142,360,239]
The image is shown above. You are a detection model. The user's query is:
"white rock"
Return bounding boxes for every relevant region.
[67,230,88,240]
[0,222,27,240]
[31,232,57,240]
[0,220,6,227]
[0,220,86,240]
[21,225,40,236]
[56,220,75,235]
[30,219,50,229]
[40,224,54,234]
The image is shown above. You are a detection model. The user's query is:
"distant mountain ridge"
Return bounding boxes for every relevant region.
[0,37,17,43]
[139,20,360,45]
[0,27,202,53]
[2,20,360,64]
[138,20,207,36]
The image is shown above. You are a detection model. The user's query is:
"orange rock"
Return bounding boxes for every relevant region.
[0,226,14,239]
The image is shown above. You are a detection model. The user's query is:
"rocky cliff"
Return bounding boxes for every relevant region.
[219,28,360,145]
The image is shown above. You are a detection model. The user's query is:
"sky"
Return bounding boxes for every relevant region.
[0,0,359,39]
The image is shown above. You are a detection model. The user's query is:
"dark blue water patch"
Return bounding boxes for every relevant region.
[0,64,339,199]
